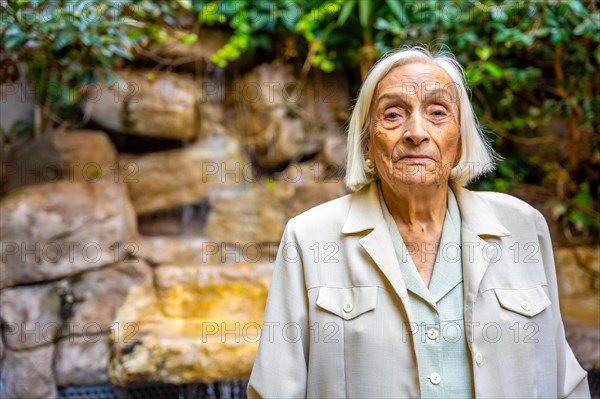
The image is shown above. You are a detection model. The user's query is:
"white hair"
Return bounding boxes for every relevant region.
[345,46,498,191]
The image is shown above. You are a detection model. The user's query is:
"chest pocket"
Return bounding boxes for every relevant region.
[316,286,378,320]
[494,286,551,317]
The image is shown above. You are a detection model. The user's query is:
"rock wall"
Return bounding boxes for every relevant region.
[555,246,600,370]
[0,40,349,396]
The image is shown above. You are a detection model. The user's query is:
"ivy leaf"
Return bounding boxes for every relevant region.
[358,0,372,28]
[484,62,503,79]
[180,33,198,45]
[568,210,590,231]
[337,0,356,26]
[385,0,407,27]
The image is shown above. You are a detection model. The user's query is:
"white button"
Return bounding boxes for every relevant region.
[429,372,441,385]
[343,302,353,313]
[426,328,439,340]
[521,301,531,311]
[475,352,483,364]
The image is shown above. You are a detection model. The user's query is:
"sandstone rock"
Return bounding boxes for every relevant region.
[0,179,137,288]
[555,247,593,297]
[55,333,111,386]
[65,260,152,336]
[0,282,61,350]
[203,161,347,244]
[154,263,273,319]
[4,129,117,193]
[574,245,600,274]
[82,70,200,140]
[109,262,273,385]
[137,236,277,265]
[226,63,326,167]
[120,134,249,215]
[204,184,288,243]
[315,132,347,170]
[277,161,348,219]
[0,344,56,399]
[560,295,600,326]
[150,30,229,65]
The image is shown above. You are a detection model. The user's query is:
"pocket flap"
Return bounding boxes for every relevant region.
[316,286,378,320]
[494,286,551,317]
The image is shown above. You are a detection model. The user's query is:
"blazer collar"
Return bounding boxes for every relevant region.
[341,180,511,238]
[341,181,382,234]
[449,181,510,237]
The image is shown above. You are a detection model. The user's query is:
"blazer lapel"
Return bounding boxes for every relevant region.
[450,181,511,345]
[341,182,413,319]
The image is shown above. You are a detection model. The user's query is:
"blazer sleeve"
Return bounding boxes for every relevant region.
[535,210,591,399]
[247,217,309,399]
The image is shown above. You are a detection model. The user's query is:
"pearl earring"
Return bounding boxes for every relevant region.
[365,159,373,169]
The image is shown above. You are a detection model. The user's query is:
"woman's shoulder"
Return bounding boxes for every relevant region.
[288,192,354,232]
[464,188,546,229]
[471,189,539,215]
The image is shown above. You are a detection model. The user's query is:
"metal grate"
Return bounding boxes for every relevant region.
[58,385,122,399]
[57,375,600,399]
[58,381,248,399]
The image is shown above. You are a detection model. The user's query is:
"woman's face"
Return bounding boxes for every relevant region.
[367,62,461,189]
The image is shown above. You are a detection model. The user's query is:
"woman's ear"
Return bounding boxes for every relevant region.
[363,139,371,162]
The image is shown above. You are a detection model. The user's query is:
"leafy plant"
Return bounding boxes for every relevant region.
[195,0,598,240]
[0,0,192,135]
[2,0,598,240]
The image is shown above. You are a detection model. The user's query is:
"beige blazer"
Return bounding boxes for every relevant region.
[247,181,590,398]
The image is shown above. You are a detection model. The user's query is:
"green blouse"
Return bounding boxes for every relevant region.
[379,185,474,398]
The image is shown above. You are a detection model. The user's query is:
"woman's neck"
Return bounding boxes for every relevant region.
[380,180,448,231]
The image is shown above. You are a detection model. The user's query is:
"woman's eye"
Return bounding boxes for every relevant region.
[429,107,447,118]
[384,110,403,120]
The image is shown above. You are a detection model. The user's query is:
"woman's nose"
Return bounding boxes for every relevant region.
[402,115,430,145]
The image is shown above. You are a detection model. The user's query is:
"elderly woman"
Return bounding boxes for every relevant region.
[247,47,590,398]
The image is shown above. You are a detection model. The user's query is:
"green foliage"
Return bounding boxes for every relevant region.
[194,0,598,240]
[1,0,191,132]
[194,0,314,67]
[2,0,598,239]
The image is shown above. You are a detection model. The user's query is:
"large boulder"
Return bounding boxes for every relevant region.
[203,183,290,244]
[64,260,153,336]
[149,30,229,66]
[154,263,272,319]
[109,262,273,385]
[555,245,600,370]
[0,179,137,289]
[0,282,62,350]
[276,160,348,219]
[226,63,349,167]
[203,161,347,244]
[136,236,277,266]
[0,260,151,350]
[0,344,56,399]
[3,129,118,194]
[120,134,249,215]
[54,333,111,387]
[82,70,201,141]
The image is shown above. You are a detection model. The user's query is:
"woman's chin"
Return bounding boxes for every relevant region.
[389,173,447,187]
